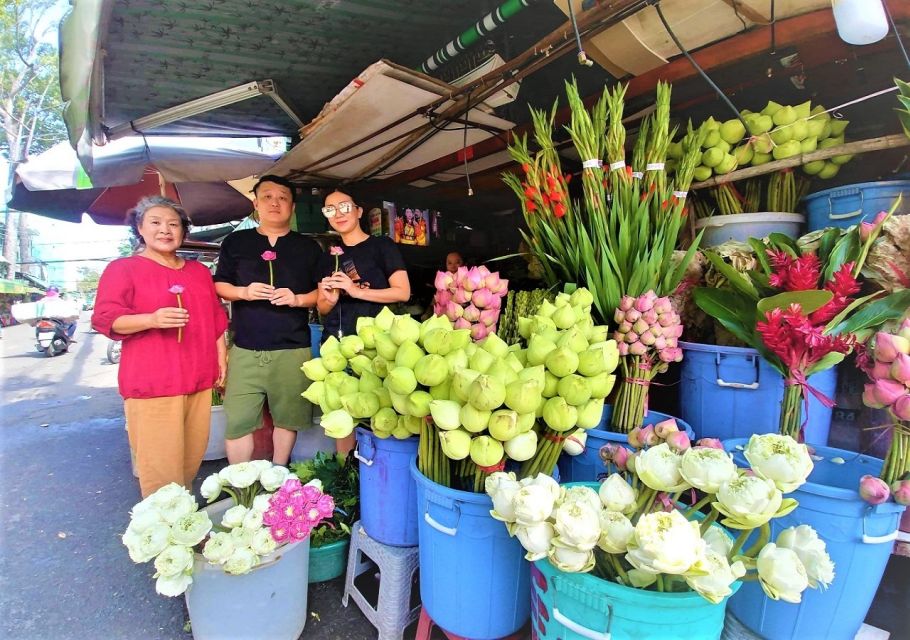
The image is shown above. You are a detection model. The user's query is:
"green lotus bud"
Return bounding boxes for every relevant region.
[322,409,355,439]
[714,139,731,154]
[715,153,737,174]
[326,371,359,396]
[552,304,576,330]
[818,161,840,179]
[302,358,329,381]
[407,390,433,418]
[829,119,848,136]
[429,400,462,430]
[420,314,451,343]
[321,335,341,355]
[439,429,472,460]
[389,391,410,415]
[799,136,818,154]
[518,317,533,339]
[488,409,520,441]
[527,334,557,366]
[772,140,801,160]
[460,403,491,433]
[531,315,558,335]
[761,100,783,117]
[831,153,853,165]
[751,151,772,166]
[374,387,392,409]
[394,340,425,370]
[590,325,610,343]
[535,395,547,418]
[570,288,594,307]
[372,356,390,378]
[323,384,342,411]
[481,333,509,359]
[701,147,723,168]
[578,344,606,377]
[818,136,843,150]
[793,100,811,119]
[374,332,398,361]
[341,391,380,419]
[451,368,481,402]
[362,349,376,359]
[402,415,423,435]
[733,144,754,166]
[470,436,504,468]
[693,165,712,181]
[576,397,605,428]
[505,378,543,414]
[505,352,524,373]
[704,116,721,130]
[806,118,825,138]
[517,412,535,433]
[348,355,373,377]
[557,374,592,406]
[387,366,418,395]
[589,372,617,399]
[537,299,557,318]
[518,364,546,392]
[302,380,325,405]
[790,119,808,141]
[546,346,579,378]
[554,292,571,307]
[504,431,538,462]
[415,354,449,387]
[429,380,452,400]
[752,134,773,154]
[542,396,578,432]
[468,374,506,411]
[390,315,421,346]
[720,119,746,144]
[322,351,348,372]
[772,105,796,126]
[819,120,832,139]
[359,370,382,393]
[422,328,449,355]
[511,349,528,367]
[702,129,721,148]
[374,307,395,331]
[543,371,559,398]
[356,316,374,332]
[769,126,792,145]
[444,348,469,372]
[486,360,519,389]
[803,160,825,175]
[391,423,412,440]
[557,326,589,353]
[339,335,365,359]
[469,347,495,373]
[372,406,398,434]
[449,329,472,352]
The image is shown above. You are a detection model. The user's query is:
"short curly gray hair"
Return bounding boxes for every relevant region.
[127,196,192,243]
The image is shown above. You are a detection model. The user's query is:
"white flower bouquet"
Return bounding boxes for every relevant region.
[487,431,834,604]
[123,461,334,597]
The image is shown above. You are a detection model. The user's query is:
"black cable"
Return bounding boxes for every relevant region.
[652,0,748,128]
[568,0,593,66]
[770,0,776,55]
[882,0,910,71]
[462,94,474,196]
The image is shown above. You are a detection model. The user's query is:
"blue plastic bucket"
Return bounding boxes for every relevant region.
[680,341,837,445]
[411,459,530,639]
[801,180,910,231]
[355,427,418,547]
[725,439,905,640]
[557,407,695,483]
[309,323,323,357]
[532,556,739,640]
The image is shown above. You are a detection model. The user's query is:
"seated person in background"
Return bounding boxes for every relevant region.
[445,251,464,274]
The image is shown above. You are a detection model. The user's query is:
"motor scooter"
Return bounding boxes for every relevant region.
[35,318,73,357]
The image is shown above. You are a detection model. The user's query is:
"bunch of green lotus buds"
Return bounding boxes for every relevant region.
[613,290,683,364]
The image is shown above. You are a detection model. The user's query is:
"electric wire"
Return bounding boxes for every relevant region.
[882,0,910,71]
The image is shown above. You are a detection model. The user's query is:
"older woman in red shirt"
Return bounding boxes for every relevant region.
[93,196,227,497]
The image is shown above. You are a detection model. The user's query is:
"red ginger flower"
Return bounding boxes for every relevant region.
[757,304,854,373]
[810,262,860,324]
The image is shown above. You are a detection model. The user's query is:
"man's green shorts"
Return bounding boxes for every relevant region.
[223,345,313,439]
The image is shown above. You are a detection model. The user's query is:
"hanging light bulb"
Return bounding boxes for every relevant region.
[832,0,889,45]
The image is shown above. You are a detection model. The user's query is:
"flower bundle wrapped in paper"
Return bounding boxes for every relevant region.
[487,432,834,605]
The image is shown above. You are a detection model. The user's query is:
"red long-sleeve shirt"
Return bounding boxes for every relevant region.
[92,256,228,399]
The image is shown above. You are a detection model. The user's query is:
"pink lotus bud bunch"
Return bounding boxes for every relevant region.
[695,437,724,450]
[612,291,684,362]
[861,326,910,421]
[434,266,508,340]
[858,474,891,505]
[599,442,631,471]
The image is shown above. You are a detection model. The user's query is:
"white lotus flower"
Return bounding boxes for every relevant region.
[202,531,235,564]
[625,510,705,576]
[513,485,558,526]
[552,500,601,551]
[127,509,165,534]
[153,544,195,578]
[252,494,273,512]
[744,433,813,493]
[168,511,212,547]
[634,443,690,492]
[221,505,249,529]
[304,478,324,492]
[155,572,193,597]
[684,550,745,604]
[702,525,733,557]
[259,465,290,492]
[138,483,187,513]
[250,528,278,556]
[157,493,198,525]
[521,473,562,508]
[219,462,262,489]
[679,447,737,494]
[714,475,794,530]
[241,508,264,531]
[775,525,834,589]
[223,547,259,575]
[514,521,555,561]
[561,485,603,514]
[756,543,810,603]
[124,523,170,563]
[486,472,521,524]
[597,511,634,554]
[229,526,254,549]
[200,473,223,501]
[547,545,595,573]
[598,474,638,515]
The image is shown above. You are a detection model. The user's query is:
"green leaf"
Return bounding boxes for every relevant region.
[823,232,860,282]
[816,227,842,268]
[823,290,884,335]
[692,288,758,345]
[829,289,910,335]
[747,238,770,274]
[757,290,833,315]
[806,352,846,377]
[767,233,800,256]
[704,251,758,299]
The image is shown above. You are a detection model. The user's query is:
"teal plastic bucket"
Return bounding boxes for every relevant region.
[309,323,323,357]
[680,341,837,445]
[355,428,418,547]
[308,538,349,583]
[725,439,905,640]
[557,406,694,483]
[531,557,739,640]
[411,459,530,639]
[801,180,910,231]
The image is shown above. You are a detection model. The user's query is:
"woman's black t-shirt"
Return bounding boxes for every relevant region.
[214,229,321,350]
[320,235,406,340]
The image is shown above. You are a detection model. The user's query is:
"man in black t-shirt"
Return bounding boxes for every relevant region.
[214,175,321,466]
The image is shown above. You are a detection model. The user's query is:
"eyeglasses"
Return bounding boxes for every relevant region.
[321,201,356,218]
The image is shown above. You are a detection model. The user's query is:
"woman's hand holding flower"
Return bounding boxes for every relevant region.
[150,307,189,329]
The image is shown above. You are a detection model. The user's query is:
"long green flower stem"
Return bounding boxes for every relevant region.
[519,427,565,478]
[743,523,772,558]
[684,494,713,517]
[699,509,719,535]
[418,420,450,487]
[611,355,657,433]
[729,529,752,558]
[779,383,803,441]
[881,422,910,485]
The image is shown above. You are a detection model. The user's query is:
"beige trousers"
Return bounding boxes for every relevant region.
[125,389,211,497]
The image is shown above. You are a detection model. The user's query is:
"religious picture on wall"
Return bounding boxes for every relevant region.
[389,205,431,246]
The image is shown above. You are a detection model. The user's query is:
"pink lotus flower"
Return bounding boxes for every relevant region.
[666,431,690,453]
[653,418,679,439]
[625,308,642,323]
[872,378,906,406]
[479,308,499,327]
[434,271,454,291]
[892,479,910,506]
[261,251,277,261]
[471,288,495,309]
[619,296,635,312]
[859,474,891,505]
[476,265,491,279]
[695,437,724,450]
[653,297,673,315]
[488,295,502,311]
[614,308,626,324]
[629,341,648,357]
[871,361,893,380]
[489,277,509,295]
[617,342,629,356]
[642,310,658,325]
[261,251,278,286]
[453,317,471,330]
[890,353,910,384]
[654,336,667,351]
[632,319,649,335]
[874,332,909,363]
[452,288,472,305]
[471,322,489,340]
[859,211,889,242]
[863,383,886,409]
[892,394,910,421]
[483,273,501,290]
[169,285,185,343]
[635,292,656,313]
[462,267,484,292]
[639,425,659,447]
[454,265,469,283]
[168,285,185,295]
[639,330,656,346]
[435,289,452,307]
[612,445,630,471]
[659,347,683,363]
[462,304,481,322]
[445,301,465,320]
[625,332,639,344]
[627,427,643,449]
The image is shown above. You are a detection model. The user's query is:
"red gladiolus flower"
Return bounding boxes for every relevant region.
[522,163,531,174]
[524,185,537,199]
[554,203,566,218]
[564,173,572,184]
[525,200,536,212]
[549,190,562,202]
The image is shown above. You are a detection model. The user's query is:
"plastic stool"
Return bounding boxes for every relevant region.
[342,521,420,640]
[415,607,527,640]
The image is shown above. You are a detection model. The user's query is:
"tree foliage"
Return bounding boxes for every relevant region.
[76,266,100,296]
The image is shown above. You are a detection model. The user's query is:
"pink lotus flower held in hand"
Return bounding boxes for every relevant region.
[859,474,891,505]
[168,285,185,343]
[261,251,277,261]
[892,479,910,506]
[261,250,278,286]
